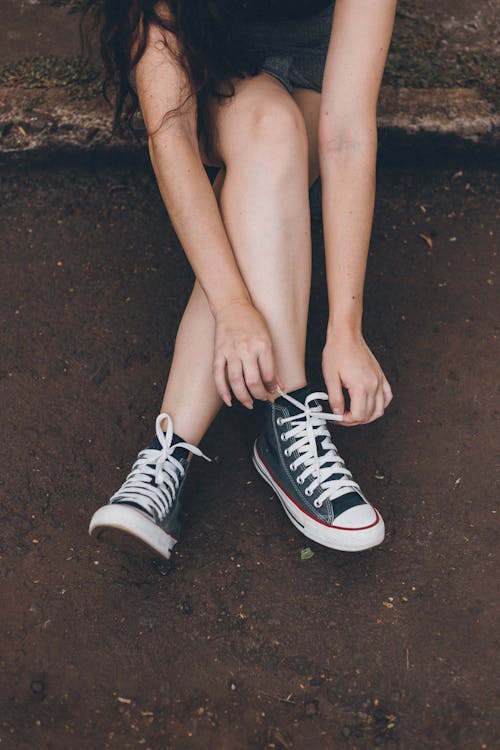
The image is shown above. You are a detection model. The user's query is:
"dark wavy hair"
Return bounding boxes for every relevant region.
[87,0,261,158]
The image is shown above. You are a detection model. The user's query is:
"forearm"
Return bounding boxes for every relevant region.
[319,126,377,336]
[149,133,250,316]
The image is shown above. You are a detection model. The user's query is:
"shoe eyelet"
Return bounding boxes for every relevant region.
[276,417,283,426]
[305,487,312,497]
[284,448,290,457]
[289,462,295,470]
[280,433,287,442]
[314,499,321,508]
[297,476,304,485]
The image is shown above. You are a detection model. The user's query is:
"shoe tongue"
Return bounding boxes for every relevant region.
[274,385,315,416]
[147,432,189,461]
[276,386,344,482]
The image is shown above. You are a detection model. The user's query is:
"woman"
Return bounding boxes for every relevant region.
[89,0,396,560]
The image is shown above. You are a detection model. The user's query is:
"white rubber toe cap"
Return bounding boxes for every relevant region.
[334,503,379,530]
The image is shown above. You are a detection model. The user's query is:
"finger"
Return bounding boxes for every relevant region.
[213,355,232,407]
[382,379,393,408]
[368,388,385,423]
[326,373,345,416]
[376,388,386,417]
[342,388,366,426]
[352,388,368,423]
[242,358,269,401]
[257,348,278,395]
[365,390,376,423]
[227,359,253,409]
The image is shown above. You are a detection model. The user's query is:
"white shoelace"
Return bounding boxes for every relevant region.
[111,413,211,520]
[275,387,362,509]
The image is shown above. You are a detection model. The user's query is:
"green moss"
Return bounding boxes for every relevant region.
[48,0,95,14]
[1,38,497,112]
[0,55,104,100]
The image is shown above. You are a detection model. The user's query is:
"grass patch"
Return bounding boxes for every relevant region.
[48,0,94,13]
[0,55,103,100]
[1,45,497,111]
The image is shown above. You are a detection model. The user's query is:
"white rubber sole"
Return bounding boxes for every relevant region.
[88,504,177,560]
[253,443,385,552]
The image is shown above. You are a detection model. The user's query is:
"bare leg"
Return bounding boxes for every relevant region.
[213,77,311,391]
[160,279,222,445]
[161,75,321,444]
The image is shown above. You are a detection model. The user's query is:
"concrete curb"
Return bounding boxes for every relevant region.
[377,87,498,146]
[0,84,498,157]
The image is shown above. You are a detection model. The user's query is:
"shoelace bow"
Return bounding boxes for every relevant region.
[111,413,210,520]
[275,387,361,509]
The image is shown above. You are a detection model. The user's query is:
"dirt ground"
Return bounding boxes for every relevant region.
[3,1,499,113]
[0,151,498,749]
[3,0,499,63]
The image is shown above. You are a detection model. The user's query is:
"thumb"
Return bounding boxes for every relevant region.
[327,374,345,416]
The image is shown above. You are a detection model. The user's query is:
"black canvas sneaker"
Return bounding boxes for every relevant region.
[253,386,385,551]
[89,413,210,560]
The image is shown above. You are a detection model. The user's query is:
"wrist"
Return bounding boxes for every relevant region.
[327,312,363,340]
[211,293,252,319]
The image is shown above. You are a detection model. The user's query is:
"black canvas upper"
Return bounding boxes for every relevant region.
[256,385,367,523]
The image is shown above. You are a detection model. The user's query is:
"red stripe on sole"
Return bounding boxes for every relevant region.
[255,443,380,532]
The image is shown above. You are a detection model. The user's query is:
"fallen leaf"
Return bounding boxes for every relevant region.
[418,233,433,248]
[301,547,314,561]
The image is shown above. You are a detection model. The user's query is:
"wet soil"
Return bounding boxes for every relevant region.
[0,154,499,749]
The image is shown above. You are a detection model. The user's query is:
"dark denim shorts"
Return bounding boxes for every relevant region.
[243,2,335,94]
[129,3,335,96]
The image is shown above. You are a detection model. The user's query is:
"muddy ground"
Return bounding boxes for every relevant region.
[0,151,498,749]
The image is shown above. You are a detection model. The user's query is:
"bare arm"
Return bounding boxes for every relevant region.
[318,0,397,424]
[135,23,249,316]
[134,19,280,406]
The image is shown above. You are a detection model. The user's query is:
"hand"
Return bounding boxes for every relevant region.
[213,300,282,409]
[322,328,393,426]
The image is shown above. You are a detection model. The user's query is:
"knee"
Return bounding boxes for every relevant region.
[252,99,307,145]
[226,98,309,171]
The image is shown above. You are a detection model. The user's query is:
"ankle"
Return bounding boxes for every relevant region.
[268,377,307,401]
[148,431,191,461]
